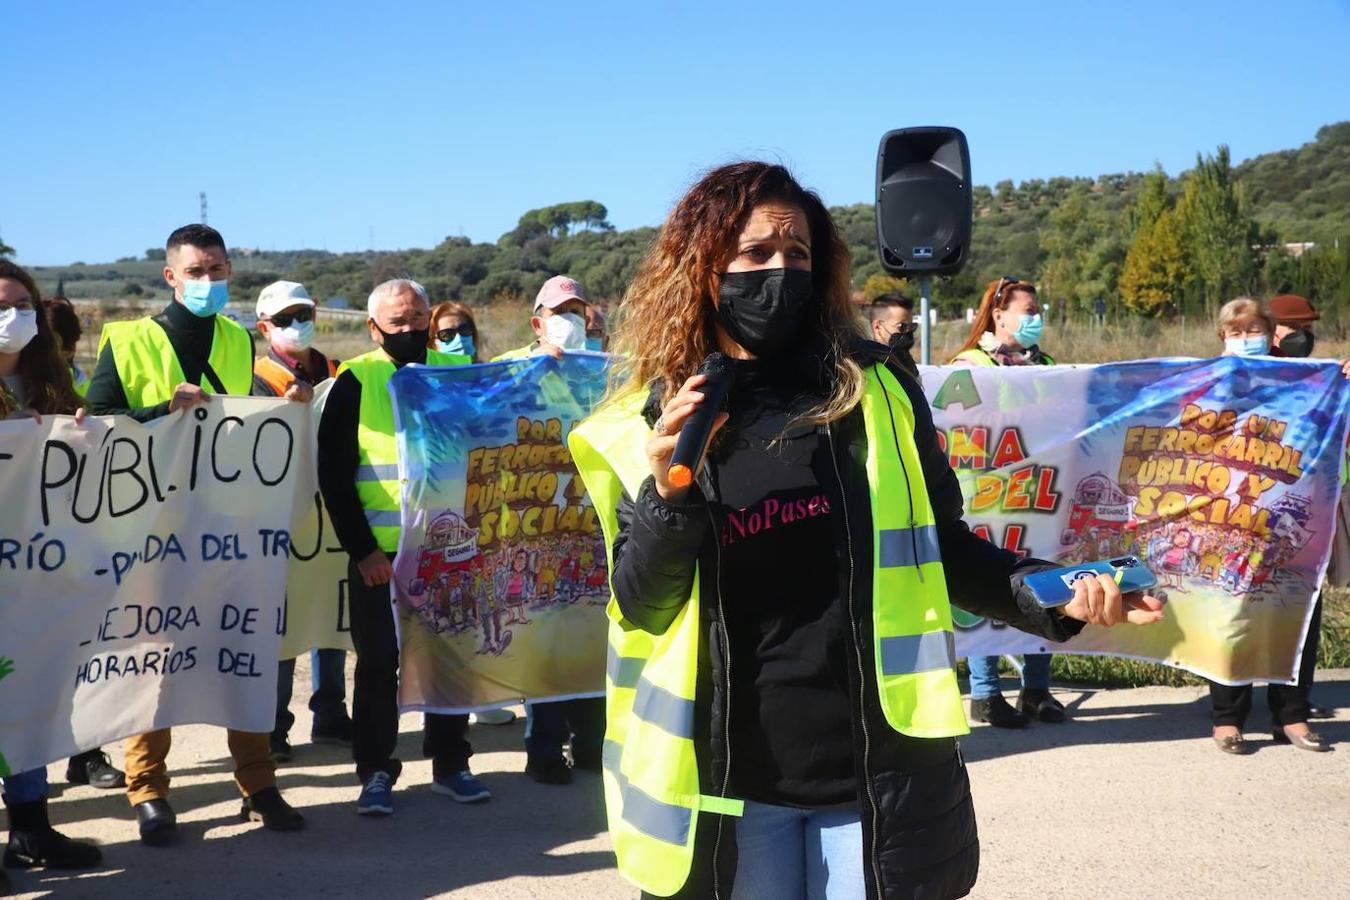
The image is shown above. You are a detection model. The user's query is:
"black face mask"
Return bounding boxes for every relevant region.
[1280,328,1314,358]
[716,268,814,358]
[375,324,430,365]
[888,325,916,358]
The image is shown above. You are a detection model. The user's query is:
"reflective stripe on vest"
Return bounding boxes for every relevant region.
[100,316,253,407]
[335,348,469,553]
[570,367,969,895]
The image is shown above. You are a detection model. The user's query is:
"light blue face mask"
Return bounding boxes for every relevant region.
[438,334,476,359]
[180,278,230,317]
[584,336,604,352]
[1011,312,1044,348]
[1225,335,1269,357]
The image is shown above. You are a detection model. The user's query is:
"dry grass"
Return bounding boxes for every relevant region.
[927,316,1350,365]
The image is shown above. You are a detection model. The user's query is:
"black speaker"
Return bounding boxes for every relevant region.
[875,127,972,276]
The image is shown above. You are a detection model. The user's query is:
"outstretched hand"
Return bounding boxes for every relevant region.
[1060,573,1166,627]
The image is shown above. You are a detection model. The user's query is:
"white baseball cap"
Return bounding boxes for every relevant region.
[256,281,316,319]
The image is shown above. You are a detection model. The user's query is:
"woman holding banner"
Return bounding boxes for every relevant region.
[950,278,1064,729]
[0,260,103,882]
[569,164,1164,900]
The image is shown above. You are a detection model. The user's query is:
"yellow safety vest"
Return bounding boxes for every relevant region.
[490,342,537,362]
[98,315,253,406]
[71,365,90,398]
[952,346,1056,367]
[336,348,470,553]
[569,363,968,897]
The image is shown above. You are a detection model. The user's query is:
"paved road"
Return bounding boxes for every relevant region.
[13,670,1350,899]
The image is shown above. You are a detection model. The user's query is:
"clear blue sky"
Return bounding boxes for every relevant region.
[7,1,1349,265]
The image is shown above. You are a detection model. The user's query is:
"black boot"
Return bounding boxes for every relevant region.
[135,798,178,846]
[969,694,1028,729]
[240,787,304,831]
[3,799,102,870]
[65,749,127,790]
[1018,688,1067,724]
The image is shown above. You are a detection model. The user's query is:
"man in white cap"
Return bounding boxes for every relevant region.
[251,281,353,762]
[492,275,592,361]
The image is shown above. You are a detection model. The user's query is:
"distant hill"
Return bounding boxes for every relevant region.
[25,122,1349,319]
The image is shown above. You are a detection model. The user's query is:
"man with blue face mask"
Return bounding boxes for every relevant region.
[251,281,352,762]
[492,275,593,361]
[87,225,309,844]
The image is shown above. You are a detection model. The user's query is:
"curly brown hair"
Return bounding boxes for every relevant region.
[609,162,863,423]
[0,260,82,415]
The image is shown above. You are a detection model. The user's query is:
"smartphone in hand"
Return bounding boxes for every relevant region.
[1023,556,1158,608]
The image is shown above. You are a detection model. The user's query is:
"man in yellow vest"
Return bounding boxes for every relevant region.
[491,275,595,361]
[249,281,352,763]
[315,278,487,815]
[490,275,608,785]
[86,224,306,844]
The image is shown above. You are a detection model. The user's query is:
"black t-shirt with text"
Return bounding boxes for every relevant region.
[710,359,855,808]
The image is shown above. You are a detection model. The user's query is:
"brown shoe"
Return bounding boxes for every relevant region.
[1212,732,1252,755]
[1273,726,1332,753]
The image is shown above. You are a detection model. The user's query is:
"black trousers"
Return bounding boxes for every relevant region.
[525,697,606,762]
[348,553,470,782]
[1209,593,1322,729]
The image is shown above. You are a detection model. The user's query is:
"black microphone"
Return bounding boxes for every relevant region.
[667,352,733,489]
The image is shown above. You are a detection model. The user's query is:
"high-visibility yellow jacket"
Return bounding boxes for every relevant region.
[570,362,973,897]
[336,348,470,553]
[98,315,253,405]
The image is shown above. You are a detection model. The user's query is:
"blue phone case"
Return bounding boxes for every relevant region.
[1023,556,1158,608]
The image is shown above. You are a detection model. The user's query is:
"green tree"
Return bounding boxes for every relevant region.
[1176,146,1257,313]
[1119,206,1188,315]
[862,273,908,301]
[0,235,13,258]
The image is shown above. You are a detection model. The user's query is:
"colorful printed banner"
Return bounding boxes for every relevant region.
[0,398,311,775]
[390,354,611,712]
[923,357,1350,684]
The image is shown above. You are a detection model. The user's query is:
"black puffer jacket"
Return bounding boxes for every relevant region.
[610,340,1082,900]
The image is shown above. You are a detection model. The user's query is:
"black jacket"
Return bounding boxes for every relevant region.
[610,340,1082,900]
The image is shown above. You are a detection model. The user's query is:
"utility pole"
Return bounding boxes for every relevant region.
[200,192,208,225]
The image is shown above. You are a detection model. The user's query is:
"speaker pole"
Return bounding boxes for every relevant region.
[919,275,933,366]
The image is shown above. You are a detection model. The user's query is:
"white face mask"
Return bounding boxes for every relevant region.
[0,307,39,354]
[271,320,315,354]
[543,312,587,351]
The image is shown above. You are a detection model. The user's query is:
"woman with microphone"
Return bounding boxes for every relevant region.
[570,163,1163,900]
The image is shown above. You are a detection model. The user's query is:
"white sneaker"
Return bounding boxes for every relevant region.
[470,708,517,726]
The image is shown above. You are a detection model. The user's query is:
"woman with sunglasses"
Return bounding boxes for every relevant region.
[952,278,1064,730]
[429,302,480,362]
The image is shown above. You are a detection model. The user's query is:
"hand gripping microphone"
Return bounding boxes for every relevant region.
[667,352,733,490]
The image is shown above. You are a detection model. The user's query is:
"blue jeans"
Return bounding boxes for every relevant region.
[968,653,1052,700]
[730,801,863,900]
[1,768,49,806]
[276,649,349,737]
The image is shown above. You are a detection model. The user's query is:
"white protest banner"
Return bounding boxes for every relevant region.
[278,380,353,660]
[0,398,310,776]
